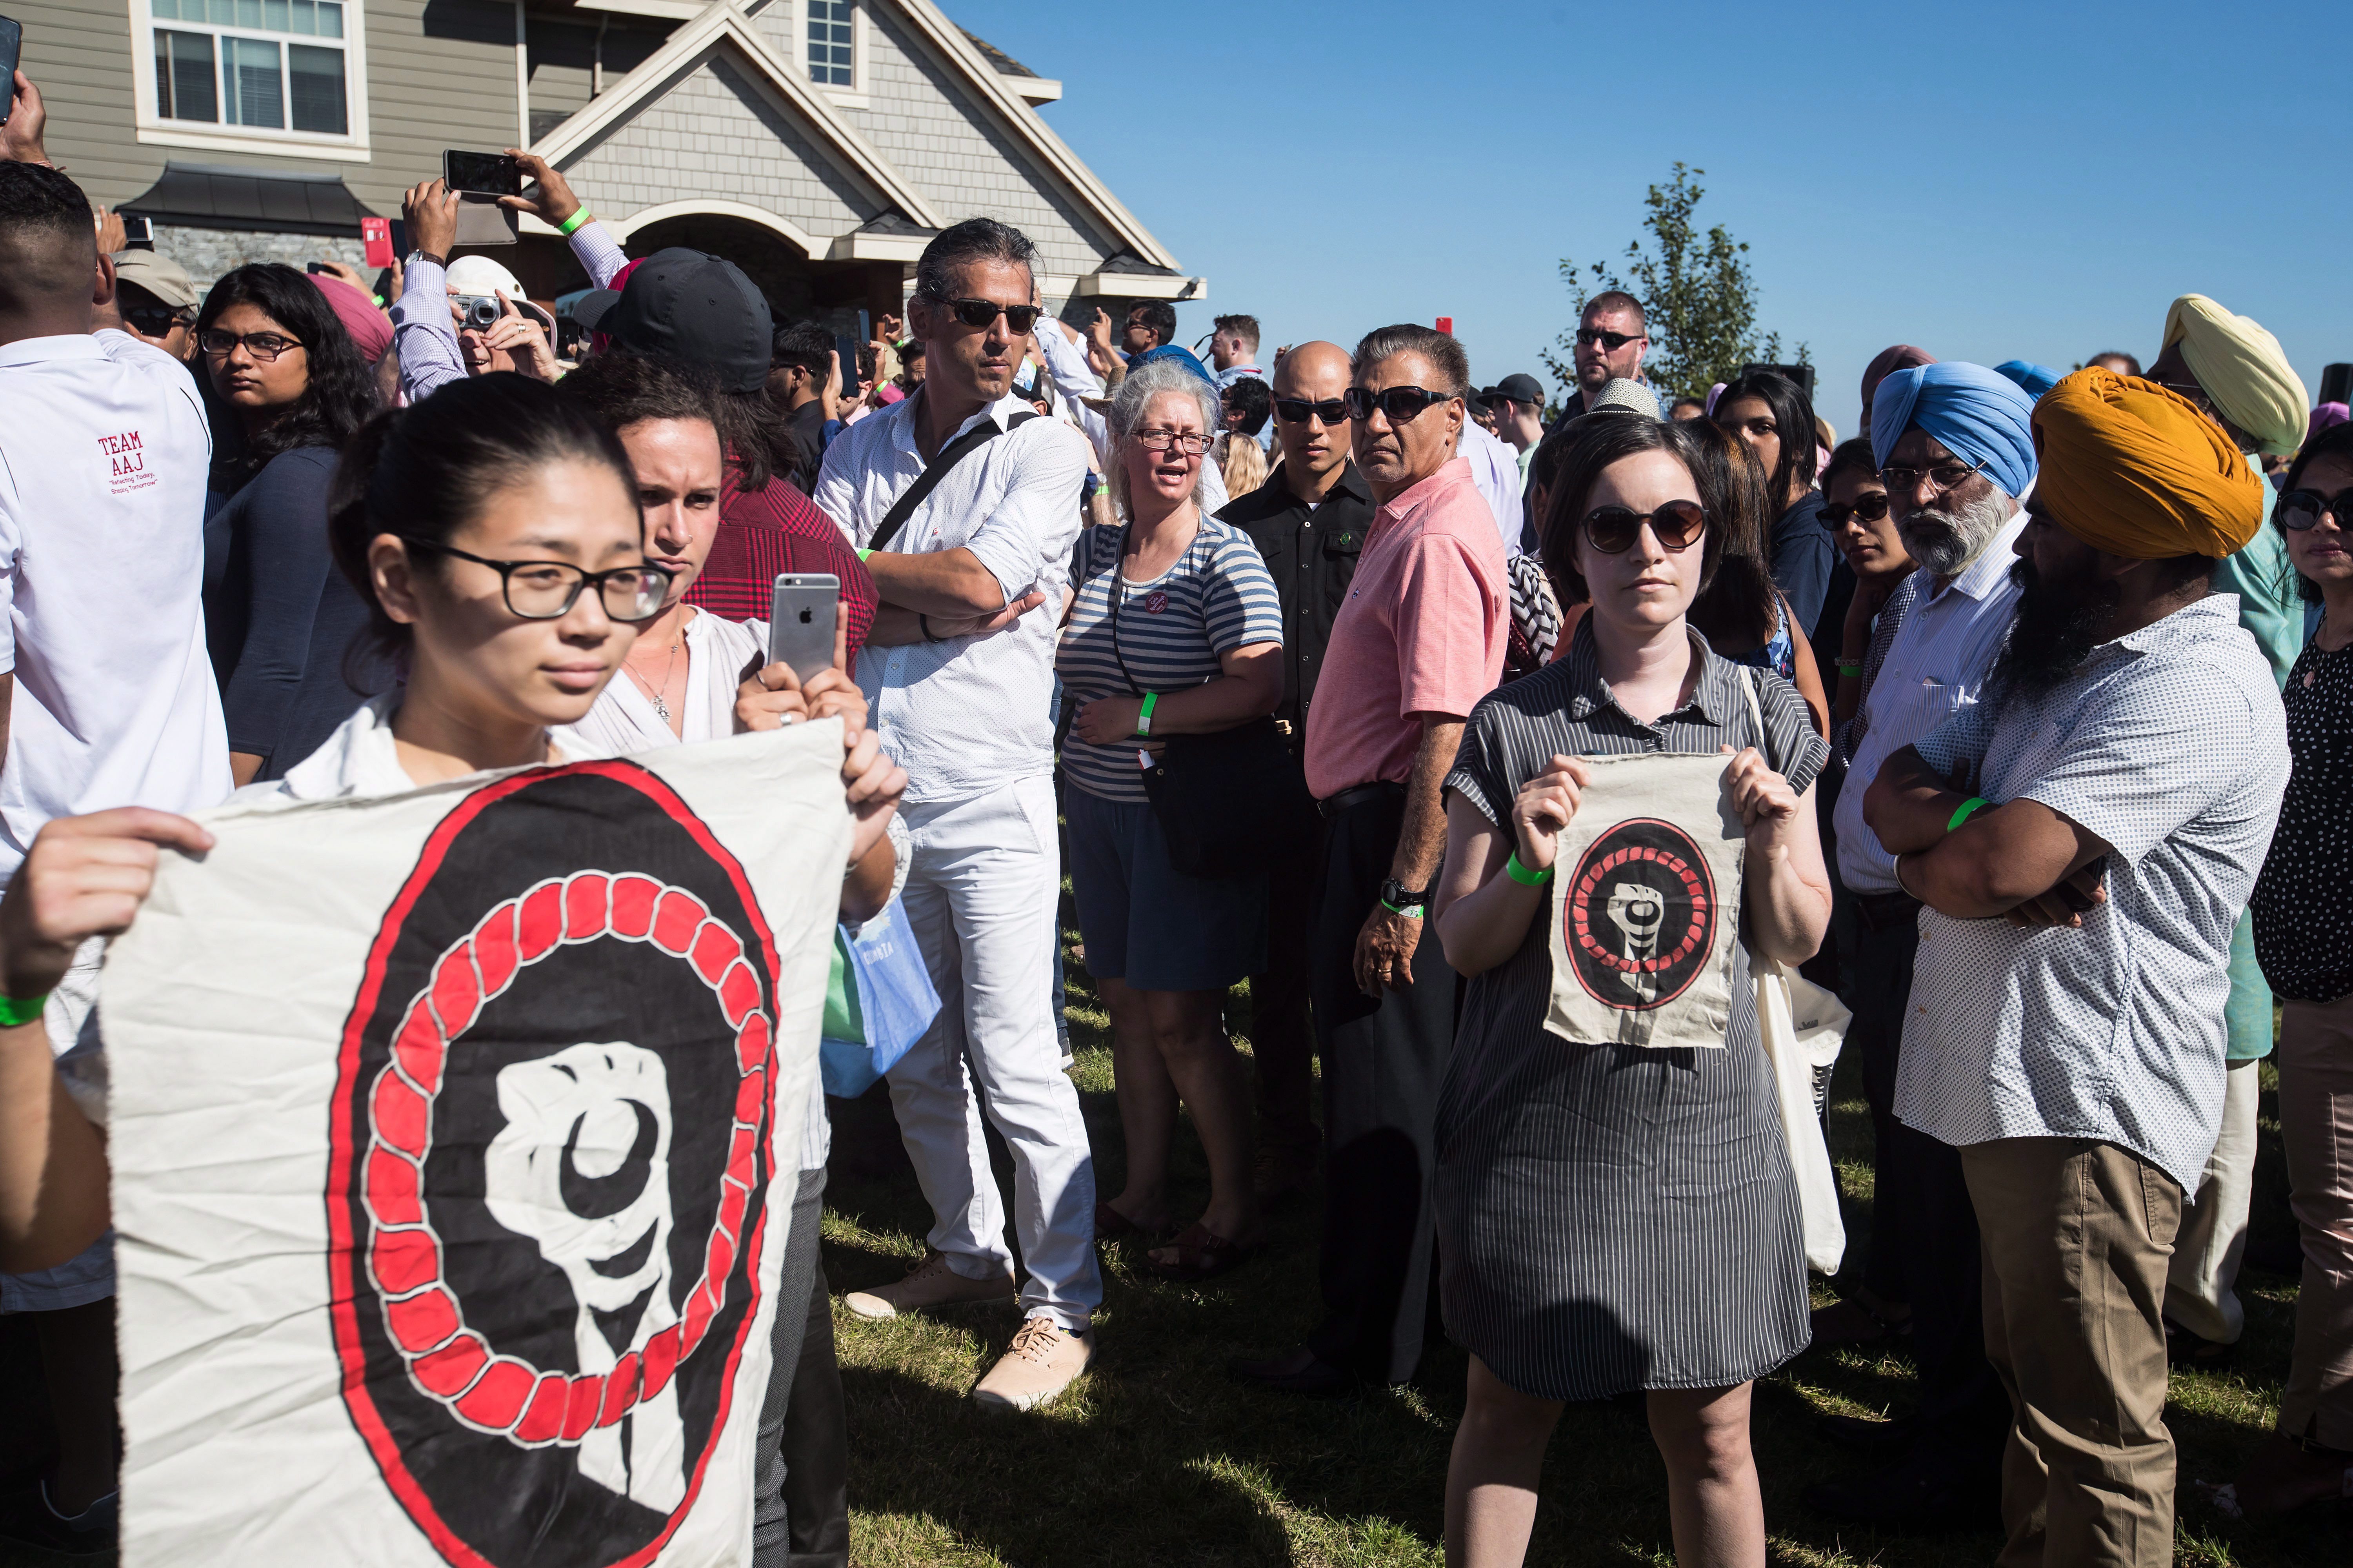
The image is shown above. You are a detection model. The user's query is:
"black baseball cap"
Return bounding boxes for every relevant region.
[602,248,772,391]
[1491,372,1545,407]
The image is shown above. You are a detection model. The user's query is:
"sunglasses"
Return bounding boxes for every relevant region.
[1575,327,1643,351]
[1341,385,1455,423]
[1583,500,1707,554]
[1878,456,1987,496]
[1275,396,1349,425]
[124,304,195,337]
[1818,492,1891,529]
[2275,486,2353,532]
[925,294,1043,334]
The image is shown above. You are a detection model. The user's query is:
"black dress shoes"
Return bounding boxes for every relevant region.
[1226,1346,1358,1399]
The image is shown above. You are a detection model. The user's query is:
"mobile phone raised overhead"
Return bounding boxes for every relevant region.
[442,149,521,197]
[767,574,840,686]
[0,17,23,127]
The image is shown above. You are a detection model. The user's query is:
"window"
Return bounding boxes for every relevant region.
[806,0,852,87]
[146,0,353,138]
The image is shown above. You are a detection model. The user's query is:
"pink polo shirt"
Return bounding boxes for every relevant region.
[1303,456,1509,799]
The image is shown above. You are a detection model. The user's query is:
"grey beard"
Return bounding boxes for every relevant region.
[1898,488,2015,576]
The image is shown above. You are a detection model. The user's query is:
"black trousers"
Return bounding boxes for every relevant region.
[753,1168,849,1568]
[1249,744,1324,1156]
[1844,898,1921,1306]
[1305,783,1458,1386]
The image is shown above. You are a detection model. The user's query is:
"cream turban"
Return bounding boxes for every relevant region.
[2031,369,2264,560]
[2162,294,2309,456]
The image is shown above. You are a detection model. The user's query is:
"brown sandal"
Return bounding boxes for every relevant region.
[1094,1201,1166,1242]
[1147,1223,1255,1282]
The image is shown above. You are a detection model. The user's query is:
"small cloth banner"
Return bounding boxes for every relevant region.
[1544,752,1746,1050]
[100,726,850,1568]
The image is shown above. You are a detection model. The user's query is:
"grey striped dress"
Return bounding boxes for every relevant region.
[1436,620,1827,1400]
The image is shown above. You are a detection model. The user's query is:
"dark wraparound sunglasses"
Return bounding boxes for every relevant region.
[126,304,196,338]
[924,294,1043,334]
[2275,487,2353,531]
[1275,397,1349,425]
[1341,385,1455,422]
[1584,501,1707,554]
[1575,327,1644,351]
[398,536,673,622]
[1819,492,1891,529]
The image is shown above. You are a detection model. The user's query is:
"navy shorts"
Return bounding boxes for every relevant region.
[1064,785,1269,993]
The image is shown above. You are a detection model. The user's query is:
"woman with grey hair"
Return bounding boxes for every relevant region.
[1055,358,1286,1281]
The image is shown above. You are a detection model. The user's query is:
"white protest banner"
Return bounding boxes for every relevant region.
[99,725,850,1568]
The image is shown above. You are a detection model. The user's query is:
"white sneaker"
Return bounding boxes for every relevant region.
[842,1250,1017,1321]
[972,1317,1093,1412]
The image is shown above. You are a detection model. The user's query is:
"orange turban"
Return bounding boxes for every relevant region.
[2029,368,2264,560]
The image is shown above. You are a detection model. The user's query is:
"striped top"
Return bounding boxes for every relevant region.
[1055,519,1284,803]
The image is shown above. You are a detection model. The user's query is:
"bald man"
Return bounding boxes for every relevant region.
[1217,341,1371,1200]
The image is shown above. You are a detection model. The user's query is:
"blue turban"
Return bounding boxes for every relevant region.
[1994,360,2061,399]
[1132,344,1215,384]
[1868,362,2039,498]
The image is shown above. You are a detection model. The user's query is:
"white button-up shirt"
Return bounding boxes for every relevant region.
[813,390,1090,803]
[1835,507,2029,893]
[1895,595,2290,1190]
[1457,419,1525,558]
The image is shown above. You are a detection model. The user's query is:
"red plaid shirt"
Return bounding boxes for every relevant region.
[686,465,877,674]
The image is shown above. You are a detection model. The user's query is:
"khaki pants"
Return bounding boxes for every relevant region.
[1963,1137,2182,1568]
[2278,993,2353,1449]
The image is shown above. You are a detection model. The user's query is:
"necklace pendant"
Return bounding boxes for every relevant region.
[653,692,670,721]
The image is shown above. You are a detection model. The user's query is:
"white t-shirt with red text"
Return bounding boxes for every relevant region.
[0,330,230,883]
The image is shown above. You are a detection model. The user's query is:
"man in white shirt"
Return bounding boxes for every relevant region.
[0,142,230,1554]
[1807,361,2038,1530]
[811,218,1101,1412]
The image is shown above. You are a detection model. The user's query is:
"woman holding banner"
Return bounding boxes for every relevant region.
[1430,416,1831,1568]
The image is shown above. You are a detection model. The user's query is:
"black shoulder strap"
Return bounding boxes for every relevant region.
[867,411,1041,554]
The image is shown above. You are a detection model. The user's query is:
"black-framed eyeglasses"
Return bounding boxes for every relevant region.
[1575,327,1644,351]
[1341,385,1456,423]
[2156,379,2219,416]
[1819,492,1891,529]
[1274,397,1349,425]
[923,294,1043,334]
[2275,487,2353,532]
[125,304,195,338]
[1878,455,1988,496]
[396,536,673,622]
[1584,500,1707,555]
[198,328,304,362]
[1132,428,1212,456]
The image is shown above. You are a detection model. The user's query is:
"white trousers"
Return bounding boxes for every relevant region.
[886,775,1100,1329]
[2164,1056,2260,1345]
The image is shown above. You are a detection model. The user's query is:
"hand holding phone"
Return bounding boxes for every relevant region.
[0,22,24,131]
[442,149,521,196]
[767,575,840,685]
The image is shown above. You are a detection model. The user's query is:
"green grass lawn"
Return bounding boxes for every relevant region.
[815,911,2351,1567]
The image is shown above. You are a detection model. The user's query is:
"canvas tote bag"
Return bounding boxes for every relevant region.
[1541,752,1747,1050]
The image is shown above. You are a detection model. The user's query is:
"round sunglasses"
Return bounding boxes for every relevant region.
[2275,486,2353,532]
[1583,500,1707,555]
[1818,492,1891,529]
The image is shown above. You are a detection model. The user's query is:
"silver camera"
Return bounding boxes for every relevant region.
[457,294,501,331]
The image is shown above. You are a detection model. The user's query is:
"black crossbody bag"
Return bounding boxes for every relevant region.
[1105,526,1314,879]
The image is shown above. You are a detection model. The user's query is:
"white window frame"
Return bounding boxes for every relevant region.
[129,0,373,161]
[795,0,868,110]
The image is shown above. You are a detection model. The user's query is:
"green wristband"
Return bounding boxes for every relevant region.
[0,992,49,1028]
[1947,796,1991,833]
[1134,691,1159,737]
[1379,897,1425,918]
[1835,659,1864,677]
[558,208,593,237]
[858,548,872,562]
[1504,852,1553,887]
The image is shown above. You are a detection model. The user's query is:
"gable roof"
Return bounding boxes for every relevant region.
[532,3,944,232]
[533,0,1179,273]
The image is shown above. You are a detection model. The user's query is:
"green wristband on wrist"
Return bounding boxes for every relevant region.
[1504,852,1553,887]
[1379,897,1425,918]
[0,992,50,1028]
[1835,659,1864,677]
[1134,692,1159,737]
[558,208,593,236]
[858,548,872,562]
[1947,796,1991,833]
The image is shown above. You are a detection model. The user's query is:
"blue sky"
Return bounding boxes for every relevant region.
[956,0,2349,440]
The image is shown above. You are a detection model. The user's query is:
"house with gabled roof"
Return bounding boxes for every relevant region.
[23,0,1203,331]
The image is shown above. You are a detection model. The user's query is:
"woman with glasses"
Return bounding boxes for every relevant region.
[1432,416,1829,1567]
[0,373,906,1290]
[1055,358,1284,1282]
[2217,421,2353,1519]
[196,263,383,785]
[1815,439,1916,742]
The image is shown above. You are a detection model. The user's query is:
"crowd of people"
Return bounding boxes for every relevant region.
[1,56,2350,1568]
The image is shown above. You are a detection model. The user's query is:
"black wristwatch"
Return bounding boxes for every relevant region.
[413,249,448,271]
[1378,877,1435,916]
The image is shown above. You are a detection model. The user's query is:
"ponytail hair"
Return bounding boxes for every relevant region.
[329,373,637,672]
